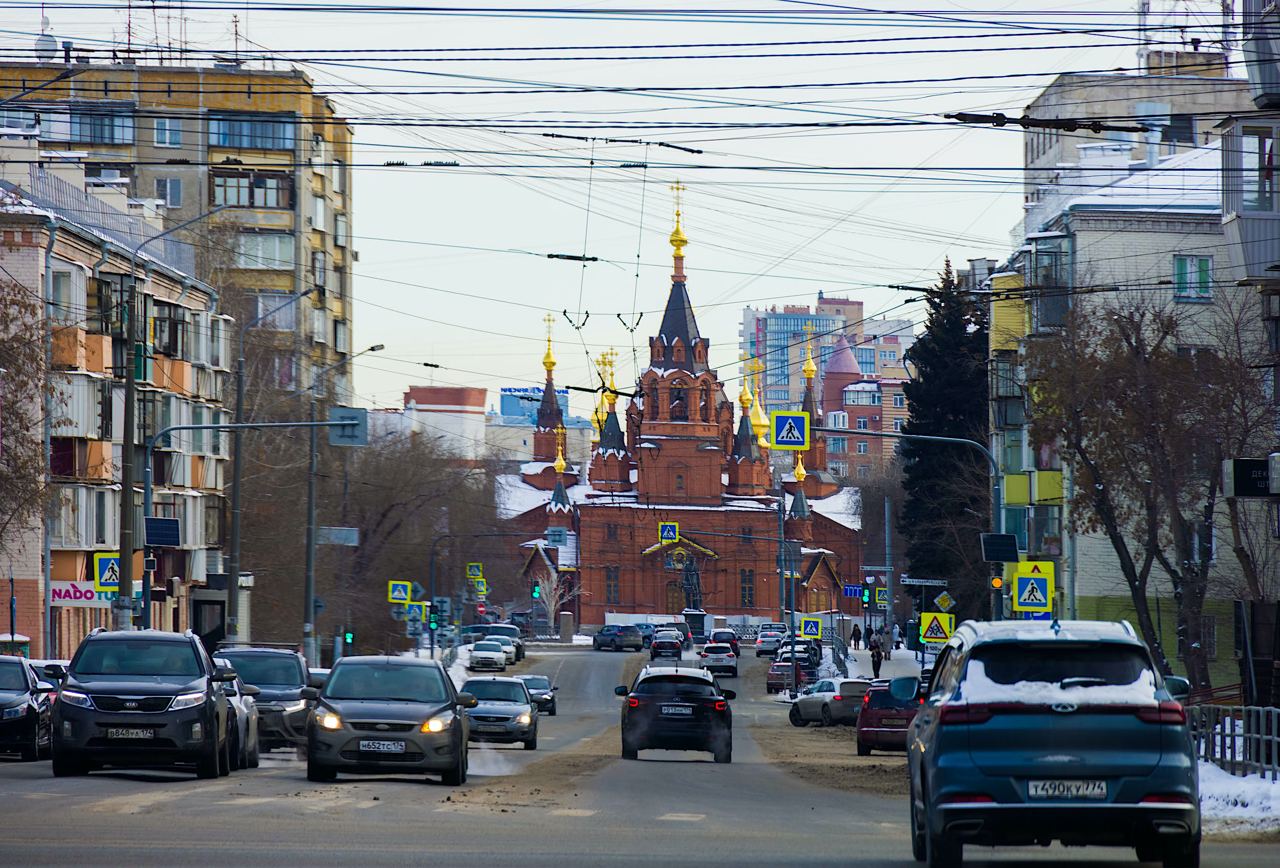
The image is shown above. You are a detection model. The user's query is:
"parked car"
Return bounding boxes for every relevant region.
[593,625,643,652]
[855,684,918,753]
[777,639,820,668]
[216,647,313,751]
[214,657,261,769]
[490,635,518,665]
[649,634,684,661]
[659,622,694,650]
[616,666,734,763]
[698,643,739,678]
[766,658,811,694]
[790,677,872,727]
[303,655,475,785]
[706,629,740,656]
[48,629,235,778]
[515,675,558,716]
[468,641,507,672]
[0,654,52,761]
[759,622,788,636]
[754,631,783,657]
[461,677,539,749]
[906,620,1198,868]
[775,650,818,681]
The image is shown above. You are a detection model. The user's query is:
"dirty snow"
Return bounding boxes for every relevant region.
[959,660,1158,706]
[1199,761,1280,834]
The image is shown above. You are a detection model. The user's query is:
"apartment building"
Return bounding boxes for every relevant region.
[1,132,228,656]
[0,57,354,397]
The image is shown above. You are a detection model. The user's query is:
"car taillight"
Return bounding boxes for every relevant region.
[699,652,707,658]
[726,653,735,658]
[1135,701,1186,725]
[627,698,639,708]
[1140,793,1193,804]
[939,703,993,725]
[938,793,995,804]
[862,693,870,706]
[832,695,842,701]
[714,701,727,712]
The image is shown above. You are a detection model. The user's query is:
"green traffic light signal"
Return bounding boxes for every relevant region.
[861,589,870,603]
[344,630,354,644]
[531,584,541,600]
[428,614,439,630]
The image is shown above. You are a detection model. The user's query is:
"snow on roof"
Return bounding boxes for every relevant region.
[495,474,592,520]
[1065,141,1220,215]
[787,487,861,531]
[959,660,1157,706]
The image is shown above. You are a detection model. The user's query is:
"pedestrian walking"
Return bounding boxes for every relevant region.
[892,622,902,650]
[870,644,884,679]
[851,623,861,650]
[880,625,892,661]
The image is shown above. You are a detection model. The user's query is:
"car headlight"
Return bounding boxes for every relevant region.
[318,710,342,730]
[516,712,532,725]
[421,710,455,733]
[2,704,26,720]
[59,689,94,709]
[282,700,308,714]
[169,692,205,711]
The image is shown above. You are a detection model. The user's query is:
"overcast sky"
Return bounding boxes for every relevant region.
[0,1,1232,414]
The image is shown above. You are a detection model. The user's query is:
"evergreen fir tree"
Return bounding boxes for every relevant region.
[899,260,991,618]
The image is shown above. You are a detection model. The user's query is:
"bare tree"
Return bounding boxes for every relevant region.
[533,559,586,636]
[0,274,51,558]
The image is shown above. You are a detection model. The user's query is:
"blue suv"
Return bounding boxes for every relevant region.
[902,620,1197,868]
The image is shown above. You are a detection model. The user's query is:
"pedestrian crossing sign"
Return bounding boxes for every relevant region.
[466,562,484,580]
[875,587,889,606]
[659,521,679,544]
[920,612,954,644]
[387,580,411,603]
[474,578,488,597]
[1011,561,1055,613]
[768,410,810,451]
[800,617,822,639]
[93,552,121,593]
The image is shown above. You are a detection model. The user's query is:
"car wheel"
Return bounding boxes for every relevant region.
[51,749,87,777]
[524,730,538,750]
[857,738,872,756]
[441,744,467,786]
[20,728,40,762]
[910,782,927,862]
[713,737,732,764]
[1136,845,1161,863]
[217,730,232,777]
[820,705,833,727]
[925,826,961,868]
[248,738,260,769]
[789,705,809,727]
[228,721,242,771]
[621,734,639,760]
[1161,839,1200,868]
[307,758,337,782]
[195,738,220,779]
[548,703,557,717]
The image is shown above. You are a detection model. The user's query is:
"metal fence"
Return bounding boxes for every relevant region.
[1187,704,1280,781]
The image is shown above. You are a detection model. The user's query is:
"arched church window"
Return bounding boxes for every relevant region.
[699,383,711,422]
[674,473,685,492]
[670,380,688,421]
[672,340,686,362]
[648,383,660,418]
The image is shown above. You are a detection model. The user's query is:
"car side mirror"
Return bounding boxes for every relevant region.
[456,692,479,709]
[43,664,65,681]
[212,666,238,683]
[307,672,328,689]
[888,676,920,703]
[243,685,261,698]
[1164,675,1191,701]
[35,681,55,693]
[299,687,320,701]
[722,689,736,700]
[614,685,628,697]
[552,686,559,691]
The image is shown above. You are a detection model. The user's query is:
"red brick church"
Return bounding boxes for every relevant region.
[498,208,863,630]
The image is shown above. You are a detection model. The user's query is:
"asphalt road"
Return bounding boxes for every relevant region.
[0,647,1272,867]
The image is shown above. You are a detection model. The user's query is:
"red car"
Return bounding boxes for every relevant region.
[765,658,811,694]
[855,684,920,755]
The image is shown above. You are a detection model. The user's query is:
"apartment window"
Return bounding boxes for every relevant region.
[856,441,869,455]
[211,171,292,209]
[855,465,869,479]
[856,347,876,374]
[50,269,84,325]
[1242,126,1277,211]
[606,523,618,540]
[892,419,904,432]
[828,436,847,455]
[893,394,906,408]
[236,233,294,270]
[855,417,869,430]
[191,404,207,455]
[154,117,182,147]
[1163,113,1194,145]
[828,460,848,477]
[605,566,621,604]
[334,213,349,247]
[154,178,182,207]
[740,569,755,607]
[253,293,299,331]
[312,195,326,231]
[270,354,299,389]
[333,319,350,353]
[94,489,108,545]
[827,410,848,429]
[1173,255,1212,301]
[69,110,133,144]
[332,158,345,194]
[312,307,328,344]
[1002,430,1025,473]
[212,174,250,207]
[255,175,288,208]
[311,251,328,288]
[879,350,897,361]
[208,113,294,150]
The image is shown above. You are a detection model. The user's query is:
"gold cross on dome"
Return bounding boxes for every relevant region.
[670,180,686,211]
[543,312,555,336]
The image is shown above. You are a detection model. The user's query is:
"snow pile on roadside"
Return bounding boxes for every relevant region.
[817,646,840,680]
[572,633,593,645]
[447,644,472,688]
[959,661,1157,706]
[1199,761,1280,834]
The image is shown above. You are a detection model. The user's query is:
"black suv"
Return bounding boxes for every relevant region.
[46,629,236,778]
[215,646,315,751]
[616,666,734,763]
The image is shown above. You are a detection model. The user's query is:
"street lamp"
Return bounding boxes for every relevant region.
[226,286,317,642]
[302,344,383,665]
[116,205,227,630]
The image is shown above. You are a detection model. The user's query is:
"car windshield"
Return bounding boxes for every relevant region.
[474,642,502,652]
[463,681,528,702]
[324,664,449,703]
[485,626,520,639]
[634,676,717,697]
[970,643,1152,688]
[866,690,915,710]
[219,653,304,687]
[0,661,27,690]
[521,676,551,690]
[72,640,201,677]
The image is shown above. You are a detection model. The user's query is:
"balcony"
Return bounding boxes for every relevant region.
[1242,0,1280,110]
[1220,120,1280,285]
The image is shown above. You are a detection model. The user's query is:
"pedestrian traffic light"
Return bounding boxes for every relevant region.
[861,587,871,604]
[428,604,439,631]
[531,582,541,600]
[343,629,354,645]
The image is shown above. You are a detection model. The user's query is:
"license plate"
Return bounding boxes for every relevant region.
[475,724,506,733]
[358,739,405,753]
[882,718,907,726]
[661,705,693,716]
[1028,779,1106,800]
[107,727,154,739]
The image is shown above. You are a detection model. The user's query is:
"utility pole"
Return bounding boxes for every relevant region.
[116,206,225,631]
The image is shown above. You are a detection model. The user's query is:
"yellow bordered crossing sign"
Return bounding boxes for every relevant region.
[1010,561,1054,613]
[466,562,484,580]
[387,580,411,603]
[769,410,810,451]
[93,552,121,593]
[919,612,954,644]
[799,617,822,639]
[658,521,679,544]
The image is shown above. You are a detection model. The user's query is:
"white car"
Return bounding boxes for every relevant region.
[490,635,518,665]
[468,641,507,672]
[754,631,783,657]
[699,643,739,677]
[215,656,261,770]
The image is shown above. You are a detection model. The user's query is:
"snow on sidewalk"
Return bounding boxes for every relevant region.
[1199,760,1280,834]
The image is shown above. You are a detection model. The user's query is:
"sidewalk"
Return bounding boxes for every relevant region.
[843,646,926,681]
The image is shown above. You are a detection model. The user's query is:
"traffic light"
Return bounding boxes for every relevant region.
[531,582,541,600]
[428,603,439,631]
[343,629,354,646]
[861,587,871,604]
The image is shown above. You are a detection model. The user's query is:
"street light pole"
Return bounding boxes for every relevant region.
[227,287,316,643]
[115,206,226,631]
[302,344,383,666]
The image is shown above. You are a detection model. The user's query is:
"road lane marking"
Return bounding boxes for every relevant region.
[657,813,705,822]
[549,808,597,817]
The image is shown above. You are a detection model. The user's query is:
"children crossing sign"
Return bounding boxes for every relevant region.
[1011,561,1054,613]
[920,612,954,644]
[387,580,411,603]
[768,410,810,451]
